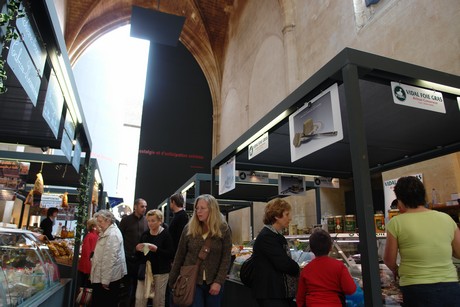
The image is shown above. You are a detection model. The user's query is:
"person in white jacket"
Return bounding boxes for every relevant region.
[91,209,127,306]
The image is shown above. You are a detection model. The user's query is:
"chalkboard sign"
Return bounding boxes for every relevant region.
[61,131,73,163]
[42,71,64,138]
[16,4,46,77]
[64,109,76,140]
[6,33,41,106]
[72,139,82,173]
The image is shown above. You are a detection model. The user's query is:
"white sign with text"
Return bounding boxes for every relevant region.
[391,82,445,113]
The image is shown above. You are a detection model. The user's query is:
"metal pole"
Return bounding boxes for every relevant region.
[342,63,382,307]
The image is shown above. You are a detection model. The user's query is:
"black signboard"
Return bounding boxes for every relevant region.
[61,131,73,162]
[64,109,76,140]
[6,33,41,106]
[16,4,46,77]
[72,139,82,172]
[42,71,64,138]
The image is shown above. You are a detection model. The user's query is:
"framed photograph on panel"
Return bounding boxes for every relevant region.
[219,156,235,195]
[289,83,343,162]
[278,175,305,196]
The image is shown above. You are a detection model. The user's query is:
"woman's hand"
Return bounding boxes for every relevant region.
[135,243,144,251]
[209,282,221,295]
[148,244,158,252]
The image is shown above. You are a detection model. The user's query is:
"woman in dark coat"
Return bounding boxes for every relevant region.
[251,198,300,307]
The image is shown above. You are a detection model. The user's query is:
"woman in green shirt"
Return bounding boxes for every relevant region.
[384,176,460,306]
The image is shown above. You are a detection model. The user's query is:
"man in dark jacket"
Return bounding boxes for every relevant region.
[40,207,58,240]
[167,193,189,307]
[168,193,189,252]
[119,198,148,306]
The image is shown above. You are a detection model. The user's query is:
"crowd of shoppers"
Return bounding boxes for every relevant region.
[66,176,460,307]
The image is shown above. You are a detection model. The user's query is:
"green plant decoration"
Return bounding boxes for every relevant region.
[0,0,25,94]
[75,164,92,245]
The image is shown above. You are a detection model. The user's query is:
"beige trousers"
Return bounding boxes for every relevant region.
[135,273,169,307]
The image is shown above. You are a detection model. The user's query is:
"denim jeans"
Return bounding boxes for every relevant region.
[191,282,224,307]
[400,282,460,307]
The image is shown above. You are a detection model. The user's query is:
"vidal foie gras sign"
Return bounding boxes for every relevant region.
[391,82,445,113]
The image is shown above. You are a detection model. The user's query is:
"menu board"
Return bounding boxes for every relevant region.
[42,71,64,138]
[15,4,46,77]
[72,139,82,172]
[64,109,76,140]
[61,131,73,163]
[7,33,41,105]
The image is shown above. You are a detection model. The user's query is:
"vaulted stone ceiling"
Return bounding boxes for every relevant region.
[64,0,238,111]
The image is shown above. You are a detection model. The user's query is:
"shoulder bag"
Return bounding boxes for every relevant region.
[239,254,256,287]
[172,237,212,307]
[75,287,92,306]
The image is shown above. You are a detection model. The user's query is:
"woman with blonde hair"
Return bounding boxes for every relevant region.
[135,209,174,307]
[169,194,232,307]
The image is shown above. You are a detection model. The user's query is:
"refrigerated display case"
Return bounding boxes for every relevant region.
[227,233,403,306]
[0,227,70,306]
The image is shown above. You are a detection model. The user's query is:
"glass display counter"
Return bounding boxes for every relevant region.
[0,227,69,306]
[228,232,403,306]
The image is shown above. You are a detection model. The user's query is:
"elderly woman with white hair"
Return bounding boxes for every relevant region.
[91,209,127,306]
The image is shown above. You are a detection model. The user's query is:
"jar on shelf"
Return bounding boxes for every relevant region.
[388,209,400,220]
[374,213,385,233]
[327,216,335,233]
[334,215,344,233]
[344,215,356,233]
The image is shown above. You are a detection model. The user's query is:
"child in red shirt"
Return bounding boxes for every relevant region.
[296,229,356,307]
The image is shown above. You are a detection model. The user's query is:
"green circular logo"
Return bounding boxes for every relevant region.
[394,86,406,101]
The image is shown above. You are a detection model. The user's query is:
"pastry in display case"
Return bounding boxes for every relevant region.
[0,227,60,306]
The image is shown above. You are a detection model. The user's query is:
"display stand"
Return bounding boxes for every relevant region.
[211,48,460,306]
[158,172,320,233]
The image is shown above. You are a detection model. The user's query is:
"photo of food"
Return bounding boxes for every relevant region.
[288,83,343,162]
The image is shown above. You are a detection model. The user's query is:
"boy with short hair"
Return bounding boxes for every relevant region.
[296,228,356,307]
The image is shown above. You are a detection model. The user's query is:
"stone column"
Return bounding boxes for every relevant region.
[280,0,299,93]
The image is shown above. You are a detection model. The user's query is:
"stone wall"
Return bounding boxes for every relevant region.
[221,0,460,243]
[219,0,460,151]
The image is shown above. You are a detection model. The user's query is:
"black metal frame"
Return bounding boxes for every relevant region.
[210,48,460,306]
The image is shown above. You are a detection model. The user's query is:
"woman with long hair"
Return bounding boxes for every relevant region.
[169,194,232,307]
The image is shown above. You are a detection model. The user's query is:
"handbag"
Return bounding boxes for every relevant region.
[172,237,212,307]
[138,262,146,280]
[144,260,155,299]
[76,287,92,306]
[239,254,255,287]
